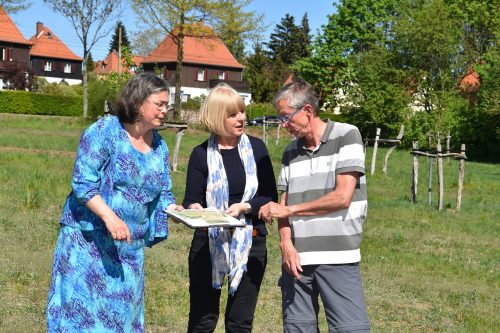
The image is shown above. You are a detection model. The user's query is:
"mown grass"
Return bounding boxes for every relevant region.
[0,113,498,332]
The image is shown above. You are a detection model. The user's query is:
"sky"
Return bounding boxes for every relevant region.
[10,0,336,61]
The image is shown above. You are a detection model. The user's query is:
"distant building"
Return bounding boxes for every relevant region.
[0,6,33,90]
[28,22,82,84]
[141,24,251,105]
[93,49,145,77]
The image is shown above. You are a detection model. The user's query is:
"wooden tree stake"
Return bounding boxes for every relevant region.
[370,128,381,175]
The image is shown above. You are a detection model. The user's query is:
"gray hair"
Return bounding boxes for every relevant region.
[272,78,319,116]
[114,73,170,123]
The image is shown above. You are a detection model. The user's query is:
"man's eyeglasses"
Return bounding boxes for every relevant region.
[278,105,304,124]
[147,99,171,112]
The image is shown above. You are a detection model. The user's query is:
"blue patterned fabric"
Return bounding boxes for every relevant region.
[206,133,258,295]
[46,115,175,332]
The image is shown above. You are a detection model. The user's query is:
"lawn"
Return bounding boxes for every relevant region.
[0,113,498,332]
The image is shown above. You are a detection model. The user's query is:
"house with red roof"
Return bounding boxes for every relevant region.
[141,24,251,104]
[29,22,82,84]
[93,49,145,76]
[0,6,33,89]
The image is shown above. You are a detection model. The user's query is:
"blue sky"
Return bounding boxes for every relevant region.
[10,0,336,61]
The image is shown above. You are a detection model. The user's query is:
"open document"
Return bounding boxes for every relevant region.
[166,209,245,228]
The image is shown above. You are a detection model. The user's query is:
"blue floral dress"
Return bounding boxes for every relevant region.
[46,115,175,332]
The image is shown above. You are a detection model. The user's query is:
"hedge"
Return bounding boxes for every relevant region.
[0,90,83,117]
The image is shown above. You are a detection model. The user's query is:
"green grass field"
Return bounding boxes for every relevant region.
[0,113,498,332]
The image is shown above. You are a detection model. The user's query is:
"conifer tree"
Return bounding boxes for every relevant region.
[108,21,131,54]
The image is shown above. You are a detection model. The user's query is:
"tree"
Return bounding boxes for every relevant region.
[108,21,131,54]
[86,52,95,73]
[131,28,165,56]
[131,0,263,119]
[243,43,274,102]
[0,0,31,13]
[43,0,122,118]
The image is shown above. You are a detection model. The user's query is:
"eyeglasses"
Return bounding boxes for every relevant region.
[147,99,171,112]
[278,105,305,124]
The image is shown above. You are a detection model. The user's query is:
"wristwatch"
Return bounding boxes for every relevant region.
[243,202,252,214]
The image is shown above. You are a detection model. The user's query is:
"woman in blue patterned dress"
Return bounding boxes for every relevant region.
[46,73,177,332]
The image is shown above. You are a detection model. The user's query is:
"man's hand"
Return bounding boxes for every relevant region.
[280,240,302,279]
[258,202,292,224]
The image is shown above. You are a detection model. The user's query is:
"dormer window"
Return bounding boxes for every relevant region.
[47,32,53,39]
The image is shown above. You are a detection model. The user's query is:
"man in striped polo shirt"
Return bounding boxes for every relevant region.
[259,79,370,333]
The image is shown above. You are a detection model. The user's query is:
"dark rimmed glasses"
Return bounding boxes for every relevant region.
[278,105,305,125]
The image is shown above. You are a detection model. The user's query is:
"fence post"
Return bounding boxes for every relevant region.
[456,144,466,210]
[446,131,451,163]
[370,128,380,175]
[411,141,419,203]
[276,124,281,146]
[437,143,444,211]
[382,124,404,175]
[427,132,433,206]
[172,128,185,172]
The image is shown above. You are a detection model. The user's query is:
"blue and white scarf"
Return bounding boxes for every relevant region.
[206,133,258,295]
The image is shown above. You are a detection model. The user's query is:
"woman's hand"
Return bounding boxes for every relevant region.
[225,202,248,218]
[103,215,131,244]
[188,203,204,210]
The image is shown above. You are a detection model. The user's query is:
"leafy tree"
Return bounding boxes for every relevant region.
[243,43,274,103]
[0,0,31,13]
[131,0,263,120]
[211,0,265,61]
[43,0,122,118]
[3,62,36,90]
[108,21,131,54]
[131,28,165,56]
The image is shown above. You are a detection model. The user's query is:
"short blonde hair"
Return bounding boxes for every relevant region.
[200,83,245,136]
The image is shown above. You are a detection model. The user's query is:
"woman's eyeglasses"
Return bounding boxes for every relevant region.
[147,99,172,112]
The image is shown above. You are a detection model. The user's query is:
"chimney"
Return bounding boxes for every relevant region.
[36,22,43,36]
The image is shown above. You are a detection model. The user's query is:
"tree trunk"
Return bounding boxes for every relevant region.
[83,50,88,119]
[174,15,185,121]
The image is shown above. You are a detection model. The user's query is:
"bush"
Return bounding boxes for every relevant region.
[245,103,275,118]
[0,90,82,116]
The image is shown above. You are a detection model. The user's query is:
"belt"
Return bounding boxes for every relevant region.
[199,227,258,237]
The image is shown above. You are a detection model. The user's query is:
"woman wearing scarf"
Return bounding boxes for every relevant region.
[182,83,278,332]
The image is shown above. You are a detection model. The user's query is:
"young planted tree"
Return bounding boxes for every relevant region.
[43,0,122,118]
[131,0,263,119]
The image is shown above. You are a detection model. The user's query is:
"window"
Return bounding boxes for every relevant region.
[1,47,11,61]
[64,63,72,73]
[218,71,227,80]
[195,68,207,81]
[44,61,52,71]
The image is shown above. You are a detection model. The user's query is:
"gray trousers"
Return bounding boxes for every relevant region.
[280,263,370,333]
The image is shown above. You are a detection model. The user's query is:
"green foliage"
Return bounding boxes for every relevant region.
[181,95,205,111]
[0,0,31,13]
[0,90,82,116]
[36,77,82,96]
[243,44,275,103]
[245,103,274,118]
[86,73,132,119]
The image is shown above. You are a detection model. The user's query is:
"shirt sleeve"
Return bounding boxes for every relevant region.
[336,125,366,175]
[247,138,278,219]
[71,118,113,204]
[182,145,208,208]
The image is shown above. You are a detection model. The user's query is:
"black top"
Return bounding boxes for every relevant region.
[182,135,278,236]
